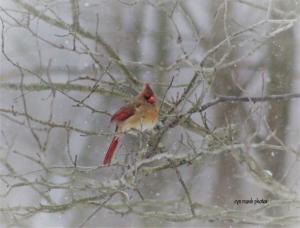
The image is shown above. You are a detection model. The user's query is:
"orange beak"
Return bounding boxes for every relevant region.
[148,96,156,104]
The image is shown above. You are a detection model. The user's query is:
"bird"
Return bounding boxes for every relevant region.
[103,83,159,165]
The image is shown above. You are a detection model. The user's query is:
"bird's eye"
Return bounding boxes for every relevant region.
[144,95,149,100]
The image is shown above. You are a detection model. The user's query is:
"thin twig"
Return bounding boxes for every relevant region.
[198,93,300,113]
[169,160,196,217]
[77,194,115,228]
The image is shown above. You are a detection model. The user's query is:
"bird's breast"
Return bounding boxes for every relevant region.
[118,105,159,133]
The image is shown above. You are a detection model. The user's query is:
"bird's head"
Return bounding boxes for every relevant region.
[139,83,156,104]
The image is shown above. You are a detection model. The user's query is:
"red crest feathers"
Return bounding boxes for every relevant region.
[143,83,154,97]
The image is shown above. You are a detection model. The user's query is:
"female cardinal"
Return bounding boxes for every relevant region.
[103,83,159,165]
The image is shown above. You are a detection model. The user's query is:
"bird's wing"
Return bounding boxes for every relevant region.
[110,103,136,122]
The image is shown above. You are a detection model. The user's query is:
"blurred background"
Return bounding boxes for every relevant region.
[0,0,299,227]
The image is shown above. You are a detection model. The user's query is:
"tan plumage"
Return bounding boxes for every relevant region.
[118,102,159,133]
[103,83,159,165]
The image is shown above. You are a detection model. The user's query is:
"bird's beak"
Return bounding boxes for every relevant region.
[148,96,156,104]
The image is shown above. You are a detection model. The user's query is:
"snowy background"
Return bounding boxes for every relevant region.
[0,0,300,227]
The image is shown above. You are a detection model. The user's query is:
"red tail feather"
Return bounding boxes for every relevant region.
[103,136,119,165]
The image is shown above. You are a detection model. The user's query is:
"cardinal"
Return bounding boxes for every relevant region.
[103,83,159,165]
